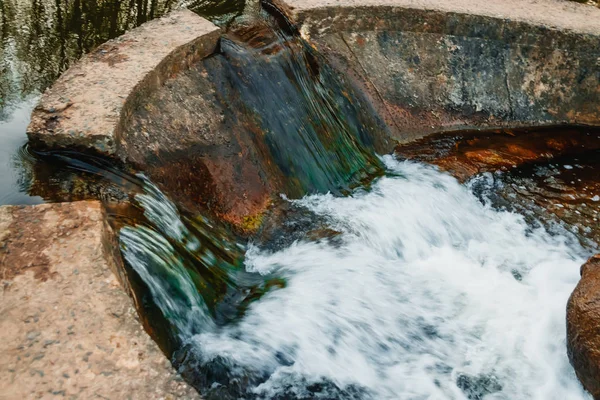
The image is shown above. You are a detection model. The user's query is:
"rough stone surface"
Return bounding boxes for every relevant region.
[273,0,600,35]
[27,10,220,157]
[0,201,199,400]
[568,254,600,400]
[272,0,600,143]
[123,59,276,231]
[395,125,600,181]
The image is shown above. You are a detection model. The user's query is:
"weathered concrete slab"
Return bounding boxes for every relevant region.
[271,0,600,143]
[0,201,199,399]
[27,10,221,158]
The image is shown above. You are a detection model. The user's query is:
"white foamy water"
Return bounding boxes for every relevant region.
[191,156,590,399]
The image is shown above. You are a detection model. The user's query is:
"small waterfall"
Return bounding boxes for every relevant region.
[19,6,596,400]
[179,156,590,400]
[115,15,390,343]
[120,177,283,343]
[22,148,280,348]
[203,17,386,197]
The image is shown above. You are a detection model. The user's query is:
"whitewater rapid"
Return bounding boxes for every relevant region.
[188,156,590,399]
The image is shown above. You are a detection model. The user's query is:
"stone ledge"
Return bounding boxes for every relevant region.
[26,10,221,158]
[273,0,600,39]
[0,201,199,399]
[270,0,600,143]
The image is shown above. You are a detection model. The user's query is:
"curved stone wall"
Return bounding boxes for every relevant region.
[24,1,600,232]
[27,10,221,157]
[271,0,600,143]
[19,2,600,397]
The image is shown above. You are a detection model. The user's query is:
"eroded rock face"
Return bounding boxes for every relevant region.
[0,201,199,399]
[271,0,600,142]
[568,254,600,399]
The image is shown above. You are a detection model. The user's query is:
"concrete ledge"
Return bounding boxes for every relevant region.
[271,0,600,143]
[26,10,221,157]
[0,201,199,399]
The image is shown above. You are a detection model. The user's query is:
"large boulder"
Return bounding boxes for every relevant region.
[567,254,600,399]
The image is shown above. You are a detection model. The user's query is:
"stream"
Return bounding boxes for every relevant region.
[176,156,589,399]
[1,1,598,399]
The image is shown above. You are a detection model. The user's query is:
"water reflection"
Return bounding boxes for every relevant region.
[0,0,246,116]
[0,98,42,205]
[0,0,169,114]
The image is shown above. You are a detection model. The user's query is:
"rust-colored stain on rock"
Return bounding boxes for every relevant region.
[568,254,600,399]
[395,126,600,182]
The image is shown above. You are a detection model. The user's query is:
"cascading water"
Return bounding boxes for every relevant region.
[115,17,593,400]
[115,17,388,353]
[202,17,385,197]
[118,177,289,347]
[17,5,596,399]
[171,156,590,400]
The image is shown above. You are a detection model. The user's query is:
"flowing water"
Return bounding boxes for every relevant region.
[2,1,599,399]
[155,156,588,400]
[0,0,247,206]
[201,19,385,198]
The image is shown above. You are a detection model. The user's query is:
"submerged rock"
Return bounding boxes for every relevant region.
[567,254,600,399]
[395,126,600,182]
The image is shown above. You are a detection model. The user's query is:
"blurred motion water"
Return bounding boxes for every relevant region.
[2,1,598,399]
[180,156,591,399]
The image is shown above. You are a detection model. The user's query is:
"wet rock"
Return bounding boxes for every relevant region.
[0,201,199,399]
[395,126,600,182]
[456,373,502,400]
[396,126,600,249]
[567,254,600,399]
[123,20,385,233]
[271,0,600,142]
